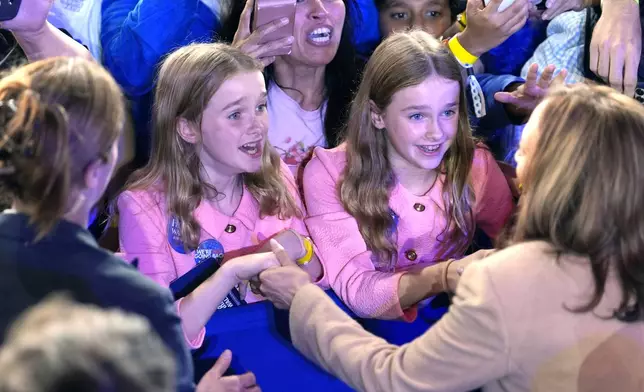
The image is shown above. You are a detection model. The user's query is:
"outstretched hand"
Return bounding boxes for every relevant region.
[589,0,641,97]
[495,64,568,112]
[196,350,261,392]
[256,240,311,309]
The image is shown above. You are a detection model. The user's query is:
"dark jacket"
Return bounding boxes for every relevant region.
[0,212,195,392]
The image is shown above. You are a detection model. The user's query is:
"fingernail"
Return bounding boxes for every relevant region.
[280,17,289,24]
[286,36,294,43]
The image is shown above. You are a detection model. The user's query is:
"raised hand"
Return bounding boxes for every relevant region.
[495,63,568,112]
[457,0,530,57]
[196,350,261,392]
[232,0,294,67]
[589,0,642,97]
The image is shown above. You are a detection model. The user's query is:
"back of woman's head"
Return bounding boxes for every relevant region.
[0,296,175,392]
[341,30,475,270]
[511,84,644,322]
[0,57,124,238]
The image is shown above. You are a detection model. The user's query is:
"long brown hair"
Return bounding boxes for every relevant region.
[124,43,300,250]
[503,84,644,322]
[340,30,476,270]
[0,58,124,239]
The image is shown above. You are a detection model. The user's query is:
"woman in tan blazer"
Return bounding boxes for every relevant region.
[256,82,644,392]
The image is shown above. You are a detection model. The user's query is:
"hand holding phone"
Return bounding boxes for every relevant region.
[0,0,21,23]
[232,0,296,67]
[1,0,53,34]
[458,0,528,57]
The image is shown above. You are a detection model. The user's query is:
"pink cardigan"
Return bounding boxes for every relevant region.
[118,160,318,348]
[302,144,513,320]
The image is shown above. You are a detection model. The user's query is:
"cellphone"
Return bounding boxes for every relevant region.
[0,0,21,22]
[251,0,296,57]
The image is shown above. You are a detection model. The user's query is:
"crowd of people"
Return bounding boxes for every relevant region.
[0,0,643,391]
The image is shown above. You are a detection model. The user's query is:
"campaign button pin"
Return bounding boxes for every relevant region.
[194,238,225,265]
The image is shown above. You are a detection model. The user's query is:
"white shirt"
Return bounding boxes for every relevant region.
[267,82,328,176]
[48,0,103,60]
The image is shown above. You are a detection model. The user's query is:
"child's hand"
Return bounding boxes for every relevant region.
[222,252,279,283]
[494,64,568,113]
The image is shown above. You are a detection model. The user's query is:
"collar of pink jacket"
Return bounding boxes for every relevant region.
[197,186,260,238]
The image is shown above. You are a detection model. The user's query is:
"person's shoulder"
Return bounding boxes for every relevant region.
[473,241,576,291]
[118,186,166,214]
[472,145,496,169]
[306,144,348,176]
[90,250,175,312]
[469,144,504,188]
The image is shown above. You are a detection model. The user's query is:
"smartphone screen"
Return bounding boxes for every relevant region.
[0,0,21,22]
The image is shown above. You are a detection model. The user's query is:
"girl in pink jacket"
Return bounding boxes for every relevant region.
[116,43,324,349]
[302,30,514,321]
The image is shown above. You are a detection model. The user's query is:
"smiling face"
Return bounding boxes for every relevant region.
[371,75,460,172]
[183,71,269,177]
[285,0,346,67]
[378,0,453,38]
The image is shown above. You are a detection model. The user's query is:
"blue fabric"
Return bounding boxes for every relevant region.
[101,0,218,97]
[351,0,381,55]
[481,19,547,76]
[474,73,524,134]
[101,0,219,163]
[194,290,449,392]
[466,73,525,163]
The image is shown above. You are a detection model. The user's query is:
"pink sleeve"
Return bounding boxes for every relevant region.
[303,151,406,319]
[118,191,178,287]
[176,298,206,349]
[472,149,515,239]
[280,160,329,288]
[118,191,206,349]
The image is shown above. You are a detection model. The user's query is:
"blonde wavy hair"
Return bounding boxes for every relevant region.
[123,43,300,250]
[340,31,476,270]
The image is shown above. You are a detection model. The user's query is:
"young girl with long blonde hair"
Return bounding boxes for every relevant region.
[302,30,514,320]
[117,43,324,349]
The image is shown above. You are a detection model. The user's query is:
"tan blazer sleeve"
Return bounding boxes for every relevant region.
[289,263,512,392]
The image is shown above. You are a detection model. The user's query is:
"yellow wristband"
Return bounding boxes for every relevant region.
[297,237,314,266]
[448,35,478,67]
